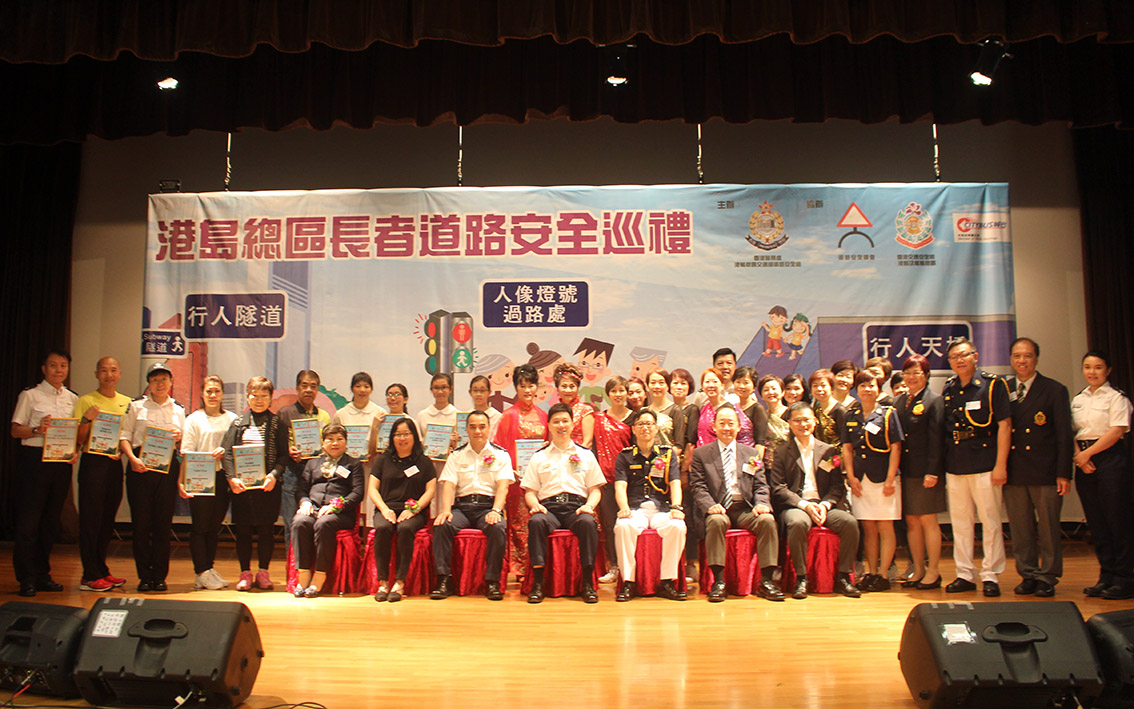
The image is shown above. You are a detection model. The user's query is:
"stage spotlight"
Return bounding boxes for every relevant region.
[970,40,1008,86]
[157,76,179,90]
[603,43,636,87]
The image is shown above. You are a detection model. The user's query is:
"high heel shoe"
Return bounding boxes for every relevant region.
[915,576,942,590]
[901,575,925,589]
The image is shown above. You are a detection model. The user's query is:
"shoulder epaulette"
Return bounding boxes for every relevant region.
[451,442,469,452]
[21,384,35,392]
[537,441,553,452]
[488,441,507,451]
[65,387,78,396]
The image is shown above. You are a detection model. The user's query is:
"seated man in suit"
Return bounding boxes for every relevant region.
[522,402,606,604]
[431,410,514,601]
[689,404,783,602]
[770,401,861,598]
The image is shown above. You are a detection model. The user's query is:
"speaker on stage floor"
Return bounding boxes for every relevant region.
[72,598,263,709]
[899,601,1104,708]
[0,601,87,698]
[1087,608,1134,708]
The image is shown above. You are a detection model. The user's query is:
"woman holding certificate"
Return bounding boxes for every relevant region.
[180,375,238,590]
[292,424,365,598]
[370,418,436,601]
[222,376,285,592]
[119,362,186,593]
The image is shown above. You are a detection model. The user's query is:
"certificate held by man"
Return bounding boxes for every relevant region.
[42,417,79,462]
[291,417,322,458]
[424,423,454,460]
[87,411,123,456]
[141,425,177,473]
[183,451,216,496]
[234,443,266,489]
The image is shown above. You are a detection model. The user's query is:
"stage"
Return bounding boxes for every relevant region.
[0,539,1129,708]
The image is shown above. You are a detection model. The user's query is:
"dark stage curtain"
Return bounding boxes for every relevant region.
[3,0,1134,63]
[0,142,81,537]
[1073,125,1134,395]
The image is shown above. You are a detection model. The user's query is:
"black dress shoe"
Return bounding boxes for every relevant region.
[901,576,925,589]
[18,583,35,597]
[708,580,727,602]
[137,581,154,593]
[857,574,876,592]
[1103,584,1134,600]
[946,578,977,593]
[1014,578,1039,595]
[374,590,389,602]
[756,579,786,601]
[1084,582,1108,597]
[1034,580,1055,598]
[527,582,544,604]
[485,581,503,601]
[983,581,1001,597]
[656,579,687,601]
[36,580,63,592]
[792,577,808,599]
[430,575,452,600]
[867,576,891,592]
[616,581,635,602]
[581,582,598,604]
[153,581,168,592]
[915,577,942,590]
[836,575,861,598]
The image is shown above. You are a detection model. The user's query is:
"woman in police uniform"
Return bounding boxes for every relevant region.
[1072,350,1134,600]
[842,370,904,592]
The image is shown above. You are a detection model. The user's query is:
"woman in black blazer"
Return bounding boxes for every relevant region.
[291,424,365,598]
[893,355,946,589]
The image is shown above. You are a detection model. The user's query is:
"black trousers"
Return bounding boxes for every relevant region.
[433,504,506,580]
[235,523,275,571]
[292,510,355,572]
[13,449,72,585]
[528,502,598,568]
[77,452,125,581]
[125,462,179,583]
[373,511,428,581]
[1077,445,1134,587]
[188,472,230,574]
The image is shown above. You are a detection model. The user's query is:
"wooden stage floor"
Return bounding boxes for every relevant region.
[0,539,1130,709]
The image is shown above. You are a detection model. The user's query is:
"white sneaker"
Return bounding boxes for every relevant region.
[598,568,619,584]
[194,572,211,590]
[206,568,229,588]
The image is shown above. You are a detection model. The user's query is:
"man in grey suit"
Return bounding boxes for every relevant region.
[770,401,861,598]
[1005,337,1073,597]
[689,404,783,602]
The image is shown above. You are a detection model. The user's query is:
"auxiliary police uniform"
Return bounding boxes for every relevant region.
[432,442,514,582]
[613,443,686,583]
[943,370,1012,583]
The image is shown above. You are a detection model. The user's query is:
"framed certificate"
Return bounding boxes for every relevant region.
[455,412,470,448]
[41,417,79,462]
[515,438,544,473]
[376,414,404,452]
[141,426,177,473]
[87,411,123,457]
[182,451,216,495]
[291,418,322,459]
[423,423,454,460]
[344,425,370,461]
[234,443,266,489]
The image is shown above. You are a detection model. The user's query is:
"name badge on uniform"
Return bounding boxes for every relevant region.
[629,464,642,470]
[865,422,881,434]
[404,465,420,478]
[650,468,665,479]
[742,462,755,475]
[335,465,351,479]
[1009,391,1018,402]
[965,401,982,411]
[819,460,834,472]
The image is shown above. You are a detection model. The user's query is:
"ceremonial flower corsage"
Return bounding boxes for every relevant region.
[568,453,582,469]
[405,498,421,514]
[329,496,345,513]
[747,456,763,471]
[653,457,667,473]
[483,452,496,466]
[829,454,842,469]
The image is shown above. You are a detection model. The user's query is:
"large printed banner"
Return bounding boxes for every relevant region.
[145,184,1014,413]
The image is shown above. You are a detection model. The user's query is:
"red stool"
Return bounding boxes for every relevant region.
[521,529,600,598]
[698,528,759,596]
[285,528,362,595]
[627,528,688,596]
[359,526,434,596]
[781,525,846,594]
[452,528,508,596]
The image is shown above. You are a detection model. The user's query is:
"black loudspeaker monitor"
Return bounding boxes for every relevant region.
[72,598,263,709]
[0,601,87,698]
[899,601,1104,708]
[1087,608,1134,708]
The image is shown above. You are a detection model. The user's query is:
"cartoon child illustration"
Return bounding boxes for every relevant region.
[628,346,667,383]
[476,353,515,411]
[762,305,789,357]
[574,337,614,409]
[787,313,812,361]
[527,342,566,407]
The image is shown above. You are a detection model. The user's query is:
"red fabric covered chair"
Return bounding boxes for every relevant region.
[358,526,434,596]
[698,528,759,596]
[521,529,600,598]
[781,525,847,594]
[285,528,363,595]
[452,528,508,596]
[627,528,688,596]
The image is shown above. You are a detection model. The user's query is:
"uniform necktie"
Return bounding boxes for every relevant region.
[723,444,737,494]
[1017,381,1026,401]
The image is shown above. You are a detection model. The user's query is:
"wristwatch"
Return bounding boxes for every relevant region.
[490,507,504,516]
[670,504,684,512]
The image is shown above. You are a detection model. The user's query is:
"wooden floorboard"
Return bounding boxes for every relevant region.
[0,539,1130,708]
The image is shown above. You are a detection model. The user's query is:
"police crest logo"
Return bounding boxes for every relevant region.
[895,201,935,249]
[746,201,789,250]
[1034,411,1046,426]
